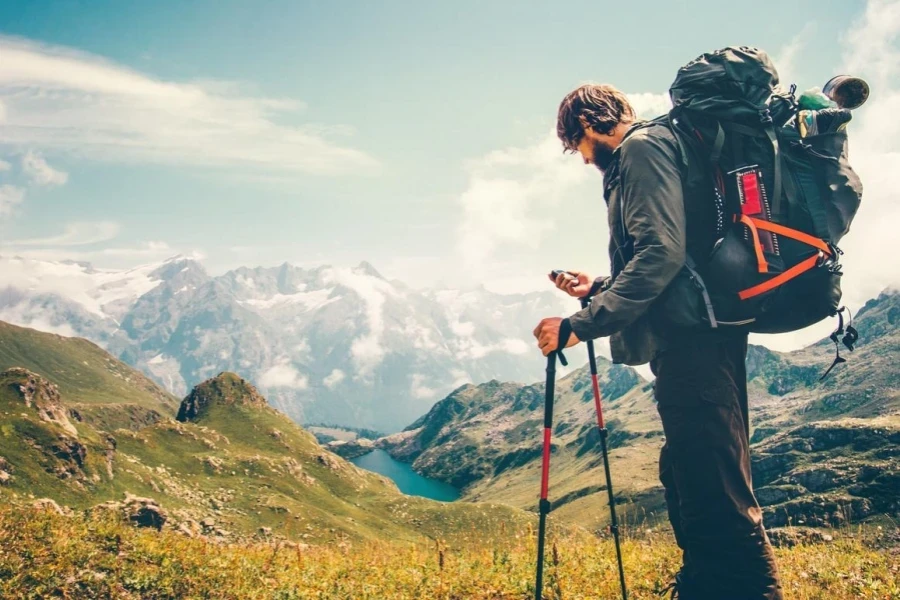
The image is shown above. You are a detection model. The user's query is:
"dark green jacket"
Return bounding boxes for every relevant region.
[568,122,687,366]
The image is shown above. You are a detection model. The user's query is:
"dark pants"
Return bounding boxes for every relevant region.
[651,333,783,600]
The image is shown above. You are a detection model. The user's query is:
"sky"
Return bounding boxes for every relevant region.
[0,0,898,351]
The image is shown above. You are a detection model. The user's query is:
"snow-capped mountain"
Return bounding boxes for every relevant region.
[0,254,571,432]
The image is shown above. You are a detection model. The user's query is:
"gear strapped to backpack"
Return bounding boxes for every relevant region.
[655,46,864,340]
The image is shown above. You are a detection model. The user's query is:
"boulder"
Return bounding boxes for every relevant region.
[767,527,835,548]
[32,498,70,515]
[123,494,167,531]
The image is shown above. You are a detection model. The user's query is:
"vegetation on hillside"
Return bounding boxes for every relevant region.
[1,504,897,599]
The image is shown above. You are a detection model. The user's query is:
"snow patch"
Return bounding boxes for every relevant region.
[321,267,399,375]
[239,288,336,311]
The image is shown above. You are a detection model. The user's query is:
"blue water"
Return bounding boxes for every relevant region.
[350,449,461,502]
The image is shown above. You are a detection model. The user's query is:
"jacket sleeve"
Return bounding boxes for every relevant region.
[568,133,687,341]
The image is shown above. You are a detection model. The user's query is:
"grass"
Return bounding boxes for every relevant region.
[0,321,179,427]
[1,504,897,599]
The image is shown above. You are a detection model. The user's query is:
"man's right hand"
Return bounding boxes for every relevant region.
[548,270,593,298]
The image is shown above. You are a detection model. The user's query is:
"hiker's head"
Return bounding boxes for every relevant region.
[557,84,635,172]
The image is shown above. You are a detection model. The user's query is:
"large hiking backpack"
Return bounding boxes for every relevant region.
[661,46,863,334]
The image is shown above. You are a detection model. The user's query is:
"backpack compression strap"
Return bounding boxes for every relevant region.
[737,217,833,300]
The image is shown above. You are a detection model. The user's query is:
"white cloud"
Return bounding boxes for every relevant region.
[627,92,672,119]
[833,0,900,303]
[1,240,176,265]
[0,158,10,171]
[457,131,589,267]
[258,360,308,389]
[773,24,816,87]
[0,36,377,176]
[0,184,24,217]
[410,374,438,400]
[453,89,667,275]
[5,221,120,247]
[323,368,345,389]
[20,150,68,186]
[449,369,471,388]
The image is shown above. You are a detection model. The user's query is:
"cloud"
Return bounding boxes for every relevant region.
[323,368,345,389]
[410,373,438,400]
[456,131,589,267]
[773,23,816,87]
[454,89,668,272]
[834,0,900,303]
[5,221,120,247]
[1,240,177,267]
[0,158,10,171]
[20,150,68,186]
[627,92,672,119]
[0,184,24,217]
[258,360,309,389]
[0,35,377,176]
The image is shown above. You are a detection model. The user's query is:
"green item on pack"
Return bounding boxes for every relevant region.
[798,87,836,110]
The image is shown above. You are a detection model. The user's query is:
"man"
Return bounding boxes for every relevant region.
[533,84,783,599]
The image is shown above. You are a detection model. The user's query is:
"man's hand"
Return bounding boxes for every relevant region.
[549,270,593,298]
[533,317,581,357]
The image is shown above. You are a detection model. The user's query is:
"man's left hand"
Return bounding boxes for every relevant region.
[533,317,581,357]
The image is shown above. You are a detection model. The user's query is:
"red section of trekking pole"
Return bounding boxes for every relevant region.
[591,373,605,429]
[540,427,552,500]
[535,350,562,600]
[581,297,628,600]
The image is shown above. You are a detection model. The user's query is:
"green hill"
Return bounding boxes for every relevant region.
[376,361,664,530]
[0,321,178,431]
[0,321,530,546]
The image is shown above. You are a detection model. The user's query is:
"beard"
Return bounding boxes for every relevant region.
[591,141,616,172]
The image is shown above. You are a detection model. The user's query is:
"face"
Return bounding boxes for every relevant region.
[575,130,616,172]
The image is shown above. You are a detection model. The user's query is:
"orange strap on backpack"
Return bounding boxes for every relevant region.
[737,216,833,300]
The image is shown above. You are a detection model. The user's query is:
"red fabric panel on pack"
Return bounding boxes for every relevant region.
[741,172,762,215]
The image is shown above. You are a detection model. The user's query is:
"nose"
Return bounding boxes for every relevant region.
[583,157,590,165]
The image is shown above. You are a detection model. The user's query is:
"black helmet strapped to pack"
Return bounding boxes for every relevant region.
[655,46,864,350]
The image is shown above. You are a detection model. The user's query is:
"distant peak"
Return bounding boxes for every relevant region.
[353,261,383,279]
[176,372,268,422]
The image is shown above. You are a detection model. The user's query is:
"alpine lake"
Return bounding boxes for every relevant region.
[350,449,461,502]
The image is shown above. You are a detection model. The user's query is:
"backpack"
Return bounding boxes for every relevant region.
[658,46,863,336]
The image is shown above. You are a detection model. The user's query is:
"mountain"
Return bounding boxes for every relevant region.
[375,290,900,531]
[0,254,571,432]
[0,323,529,544]
[0,320,178,431]
[375,360,663,530]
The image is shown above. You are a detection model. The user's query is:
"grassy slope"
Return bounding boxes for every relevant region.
[379,363,664,532]
[1,504,897,599]
[0,321,531,545]
[0,321,179,430]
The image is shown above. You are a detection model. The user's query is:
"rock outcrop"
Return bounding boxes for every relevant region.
[177,372,268,422]
[91,493,168,531]
[4,367,78,436]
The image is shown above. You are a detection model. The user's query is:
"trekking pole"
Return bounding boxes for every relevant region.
[581,295,628,600]
[534,348,566,600]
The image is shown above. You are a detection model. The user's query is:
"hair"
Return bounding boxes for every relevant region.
[556,84,636,152]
